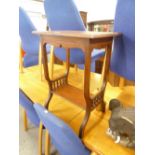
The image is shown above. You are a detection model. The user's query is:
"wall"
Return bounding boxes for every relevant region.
[74,0,117,22]
[20,0,117,29]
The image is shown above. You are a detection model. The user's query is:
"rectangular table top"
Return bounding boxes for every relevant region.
[33,30,121,39]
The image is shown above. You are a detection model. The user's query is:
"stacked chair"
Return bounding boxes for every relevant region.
[106,0,135,104]
[19,89,43,155]
[110,0,135,82]
[19,7,50,78]
[34,103,91,155]
[44,0,105,76]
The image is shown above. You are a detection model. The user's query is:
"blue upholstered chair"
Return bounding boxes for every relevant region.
[110,0,135,81]
[19,7,50,73]
[34,103,90,155]
[19,88,40,127]
[19,88,44,155]
[44,0,105,72]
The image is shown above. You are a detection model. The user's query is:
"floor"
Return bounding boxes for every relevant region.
[19,106,59,155]
[19,106,40,155]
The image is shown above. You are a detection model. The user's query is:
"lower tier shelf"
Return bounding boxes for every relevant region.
[53,84,86,109]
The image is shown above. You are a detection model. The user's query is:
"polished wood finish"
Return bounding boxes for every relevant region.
[33,30,121,138]
[19,65,134,155]
[54,84,86,108]
[33,31,120,39]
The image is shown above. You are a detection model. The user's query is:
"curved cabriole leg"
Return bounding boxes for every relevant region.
[96,101,105,112]
[38,123,43,155]
[44,92,53,109]
[79,109,91,138]
[100,101,106,112]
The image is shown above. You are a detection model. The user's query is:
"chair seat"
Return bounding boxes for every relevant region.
[91,48,105,62]
[23,45,50,67]
[54,48,105,65]
[19,89,40,126]
[34,103,90,155]
[77,49,105,72]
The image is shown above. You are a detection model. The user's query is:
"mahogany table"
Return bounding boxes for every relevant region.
[33,31,121,138]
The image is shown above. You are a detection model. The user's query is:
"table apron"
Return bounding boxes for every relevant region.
[41,36,113,53]
[41,36,88,52]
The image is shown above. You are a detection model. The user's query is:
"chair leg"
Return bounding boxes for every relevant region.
[63,62,66,70]
[38,123,43,155]
[19,43,24,73]
[49,46,54,80]
[45,129,50,155]
[23,110,28,131]
[74,64,78,72]
[39,44,43,81]
[119,77,125,87]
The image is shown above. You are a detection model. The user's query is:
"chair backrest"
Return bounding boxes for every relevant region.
[34,104,90,155]
[44,0,86,64]
[44,0,85,31]
[19,7,39,55]
[19,89,40,126]
[110,0,135,81]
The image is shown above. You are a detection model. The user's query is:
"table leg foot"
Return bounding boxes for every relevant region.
[44,92,53,109]
[79,109,90,138]
[102,101,106,112]
[96,101,106,112]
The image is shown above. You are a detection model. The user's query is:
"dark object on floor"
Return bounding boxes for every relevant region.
[107,99,135,148]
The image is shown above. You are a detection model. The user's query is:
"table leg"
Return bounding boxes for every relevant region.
[102,44,112,82]
[44,91,53,109]
[65,48,70,77]
[79,46,92,138]
[41,42,52,88]
[79,109,91,138]
[41,42,54,109]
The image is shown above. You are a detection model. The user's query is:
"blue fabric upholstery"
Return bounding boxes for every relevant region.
[111,0,135,81]
[44,0,105,66]
[78,61,96,72]
[19,7,50,67]
[19,89,40,126]
[34,104,90,155]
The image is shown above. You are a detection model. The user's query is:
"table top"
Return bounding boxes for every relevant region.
[20,65,135,155]
[33,30,121,39]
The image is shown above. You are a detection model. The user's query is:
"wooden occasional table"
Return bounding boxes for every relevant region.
[33,31,121,138]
